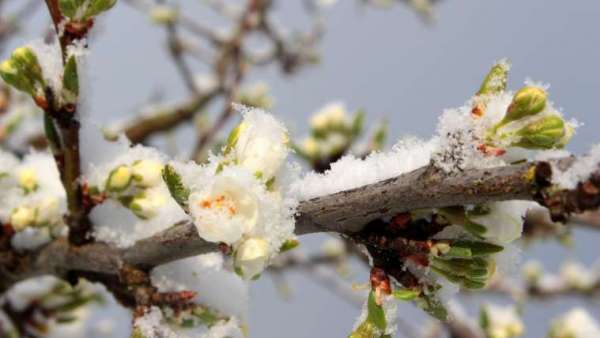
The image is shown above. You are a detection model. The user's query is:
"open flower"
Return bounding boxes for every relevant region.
[235,236,269,279]
[189,176,259,244]
[467,201,532,244]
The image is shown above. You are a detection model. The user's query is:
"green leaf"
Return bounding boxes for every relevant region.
[352,109,365,136]
[415,293,448,321]
[63,55,79,103]
[392,289,419,301]
[479,307,490,330]
[279,239,299,253]
[59,0,87,19]
[451,240,503,256]
[162,164,190,208]
[85,0,118,18]
[367,291,386,331]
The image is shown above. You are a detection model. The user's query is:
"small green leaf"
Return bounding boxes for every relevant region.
[451,240,503,256]
[63,55,79,103]
[352,109,365,136]
[392,289,419,301]
[279,239,299,253]
[367,291,386,331]
[85,0,118,18]
[416,293,448,321]
[59,0,87,19]
[162,164,190,208]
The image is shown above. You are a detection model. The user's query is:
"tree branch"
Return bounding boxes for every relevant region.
[2,156,599,297]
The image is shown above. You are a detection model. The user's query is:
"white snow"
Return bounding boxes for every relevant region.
[552,143,600,189]
[291,136,438,200]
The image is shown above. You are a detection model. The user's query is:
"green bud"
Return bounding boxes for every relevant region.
[11,47,45,92]
[477,59,510,95]
[63,56,79,104]
[0,60,35,95]
[279,238,299,253]
[512,114,571,149]
[497,86,547,129]
[106,165,132,192]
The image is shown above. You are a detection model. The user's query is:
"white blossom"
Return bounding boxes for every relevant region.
[549,308,600,338]
[482,303,524,338]
[189,174,259,245]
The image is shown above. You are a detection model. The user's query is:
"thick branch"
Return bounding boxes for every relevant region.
[2,156,598,293]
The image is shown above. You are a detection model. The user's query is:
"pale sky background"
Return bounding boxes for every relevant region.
[4,0,600,337]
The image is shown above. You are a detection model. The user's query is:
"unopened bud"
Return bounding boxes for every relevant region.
[0,60,35,96]
[18,168,38,193]
[235,237,269,280]
[10,206,37,231]
[106,165,132,192]
[132,160,163,188]
[129,190,166,219]
[512,115,569,149]
[500,86,547,127]
[150,5,178,25]
[477,59,510,95]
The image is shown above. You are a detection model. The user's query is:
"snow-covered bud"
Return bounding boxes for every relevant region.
[480,304,524,338]
[498,86,547,127]
[228,108,289,180]
[150,5,178,24]
[10,206,37,231]
[549,308,600,338]
[129,190,166,219]
[477,59,510,96]
[235,236,269,279]
[512,114,571,149]
[132,160,164,188]
[189,177,259,244]
[17,168,38,193]
[106,165,133,192]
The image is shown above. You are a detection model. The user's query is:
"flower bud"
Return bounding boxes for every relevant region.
[512,115,570,149]
[235,237,269,280]
[498,86,547,127]
[129,190,166,219]
[132,160,164,188]
[150,5,178,24]
[0,59,36,96]
[17,168,38,193]
[10,206,37,231]
[477,59,510,96]
[106,165,132,192]
[35,197,61,226]
[12,47,44,85]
